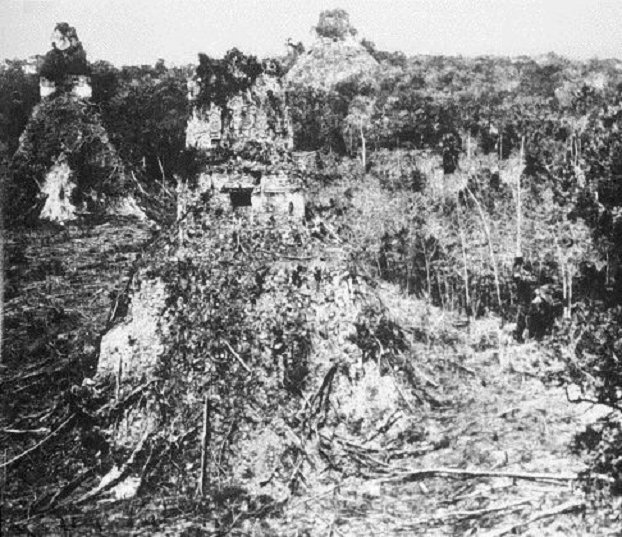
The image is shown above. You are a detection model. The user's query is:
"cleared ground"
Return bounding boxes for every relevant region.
[1,219,619,536]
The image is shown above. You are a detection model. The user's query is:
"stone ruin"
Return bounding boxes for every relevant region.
[181,70,305,221]
[89,56,419,511]
[40,74,91,100]
[39,23,92,100]
[8,24,143,225]
[284,27,378,91]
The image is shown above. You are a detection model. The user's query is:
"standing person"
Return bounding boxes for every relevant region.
[513,256,534,342]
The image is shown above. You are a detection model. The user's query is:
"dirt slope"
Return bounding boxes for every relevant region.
[2,223,619,536]
[267,288,618,536]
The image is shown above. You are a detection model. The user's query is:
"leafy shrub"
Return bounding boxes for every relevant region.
[553,306,622,494]
[573,417,622,496]
[119,213,319,493]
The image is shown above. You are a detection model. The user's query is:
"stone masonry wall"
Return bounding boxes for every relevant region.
[185,74,293,152]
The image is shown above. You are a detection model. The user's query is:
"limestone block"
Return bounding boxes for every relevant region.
[97,278,168,382]
[185,109,212,150]
[108,195,147,220]
[40,158,77,223]
[71,76,92,99]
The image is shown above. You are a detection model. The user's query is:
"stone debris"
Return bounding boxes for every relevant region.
[97,278,168,384]
[39,156,78,223]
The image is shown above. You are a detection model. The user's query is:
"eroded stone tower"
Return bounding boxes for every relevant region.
[179,63,305,222]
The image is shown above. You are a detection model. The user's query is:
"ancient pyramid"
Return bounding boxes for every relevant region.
[285,18,379,91]
[7,23,143,225]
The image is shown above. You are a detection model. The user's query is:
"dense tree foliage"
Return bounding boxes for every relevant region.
[194,49,263,111]
[93,60,190,187]
[0,60,39,157]
[295,50,622,496]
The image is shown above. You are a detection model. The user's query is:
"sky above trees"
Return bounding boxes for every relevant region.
[2,0,621,65]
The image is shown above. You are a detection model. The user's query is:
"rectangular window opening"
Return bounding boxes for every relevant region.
[229,190,252,208]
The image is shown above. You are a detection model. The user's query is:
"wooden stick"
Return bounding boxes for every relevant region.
[410,498,532,525]
[72,429,150,506]
[480,500,584,537]
[223,340,252,374]
[378,467,578,483]
[1,428,50,436]
[33,467,96,512]
[198,395,211,497]
[0,414,76,470]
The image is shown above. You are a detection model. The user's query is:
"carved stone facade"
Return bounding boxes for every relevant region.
[185,74,293,152]
[182,72,304,221]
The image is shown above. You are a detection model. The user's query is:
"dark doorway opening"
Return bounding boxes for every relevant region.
[229,189,252,208]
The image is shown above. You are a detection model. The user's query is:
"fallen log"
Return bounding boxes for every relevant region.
[0,414,76,470]
[377,466,578,484]
[479,500,585,537]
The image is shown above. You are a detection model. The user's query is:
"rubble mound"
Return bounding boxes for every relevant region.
[285,36,379,91]
[8,94,143,224]
[91,204,420,504]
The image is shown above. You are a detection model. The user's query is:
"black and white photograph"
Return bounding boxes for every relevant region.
[1,1,622,534]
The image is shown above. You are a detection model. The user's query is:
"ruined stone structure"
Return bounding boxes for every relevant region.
[91,53,417,511]
[94,209,413,502]
[40,74,92,100]
[292,150,319,173]
[39,22,91,100]
[186,75,293,152]
[182,72,304,221]
[285,35,378,91]
[10,25,143,224]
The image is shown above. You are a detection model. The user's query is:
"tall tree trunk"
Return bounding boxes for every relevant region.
[455,201,471,320]
[516,137,524,258]
[568,269,573,319]
[360,124,366,171]
[198,395,211,497]
[459,227,471,320]
[466,187,502,312]
[422,240,432,298]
